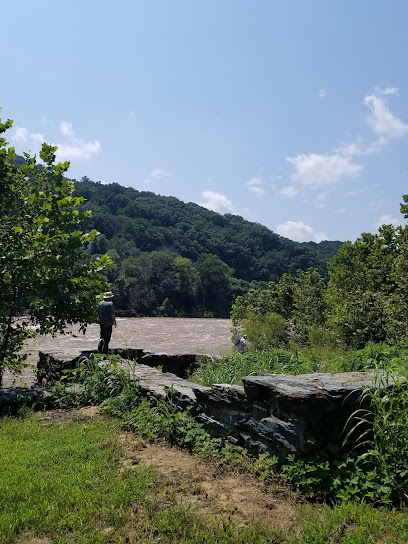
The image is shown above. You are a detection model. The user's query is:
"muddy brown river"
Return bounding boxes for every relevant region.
[3,318,233,388]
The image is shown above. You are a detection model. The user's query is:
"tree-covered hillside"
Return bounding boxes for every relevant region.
[74,178,342,317]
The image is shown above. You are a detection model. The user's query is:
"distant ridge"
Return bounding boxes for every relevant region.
[75,178,343,282]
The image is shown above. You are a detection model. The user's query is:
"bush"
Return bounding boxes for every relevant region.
[281,364,408,506]
[243,312,288,350]
[45,355,141,408]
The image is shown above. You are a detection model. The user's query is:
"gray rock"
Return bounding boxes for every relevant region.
[239,415,303,457]
[193,383,252,438]
[29,350,397,460]
[0,387,42,413]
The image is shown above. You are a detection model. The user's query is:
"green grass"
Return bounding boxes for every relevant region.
[293,501,408,544]
[0,412,287,544]
[0,414,153,543]
[2,411,408,543]
[190,343,408,387]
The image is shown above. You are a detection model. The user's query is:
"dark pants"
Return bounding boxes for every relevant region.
[98,324,112,354]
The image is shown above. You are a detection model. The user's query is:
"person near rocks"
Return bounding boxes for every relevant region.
[236,334,248,353]
[98,291,117,354]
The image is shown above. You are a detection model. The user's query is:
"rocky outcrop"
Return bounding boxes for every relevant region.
[20,352,390,459]
[94,360,382,459]
[111,348,200,378]
[239,372,374,457]
[36,351,80,385]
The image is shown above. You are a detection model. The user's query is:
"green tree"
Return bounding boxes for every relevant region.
[243,312,287,350]
[174,256,200,315]
[327,223,408,348]
[293,268,327,341]
[196,254,234,317]
[0,115,111,384]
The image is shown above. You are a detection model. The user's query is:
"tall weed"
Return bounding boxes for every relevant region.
[345,365,408,504]
[282,364,408,505]
[191,349,314,386]
[191,343,408,386]
[45,354,141,408]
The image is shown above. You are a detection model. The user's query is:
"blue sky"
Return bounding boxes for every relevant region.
[2,1,408,242]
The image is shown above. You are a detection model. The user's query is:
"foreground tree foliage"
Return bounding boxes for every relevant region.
[0,116,111,384]
[327,223,408,348]
[233,200,408,350]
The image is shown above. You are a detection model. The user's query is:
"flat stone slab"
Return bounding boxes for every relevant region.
[243,371,382,402]
[2,318,232,388]
[108,360,208,407]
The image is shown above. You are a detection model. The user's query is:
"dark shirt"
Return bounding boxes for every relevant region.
[98,300,115,326]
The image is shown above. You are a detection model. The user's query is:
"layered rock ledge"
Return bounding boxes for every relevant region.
[36,353,385,459]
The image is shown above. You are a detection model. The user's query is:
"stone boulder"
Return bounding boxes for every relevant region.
[239,372,382,457]
[31,350,392,460]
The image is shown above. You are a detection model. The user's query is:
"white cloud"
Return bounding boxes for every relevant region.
[377,214,403,229]
[12,122,101,161]
[287,87,406,192]
[245,177,263,186]
[151,168,168,179]
[336,137,385,157]
[30,133,46,147]
[314,192,328,208]
[369,198,391,209]
[60,121,74,138]
[318,88,327,98]
[381,86,399,96]
[12,127,29,144]
[144,167,169,184]
[198,191,235,214]
[279,185,298,198]
[56,122,101,160]
[364,92,408,140]
[12,128,45,155]
[335,89,406,157]
[245,177,265,195]
[344,184,377,197]
[249,186,265,195]
[276,221,327,243]
[286,152,362,188]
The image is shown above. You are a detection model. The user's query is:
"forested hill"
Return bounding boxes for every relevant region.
[74,178,343,316]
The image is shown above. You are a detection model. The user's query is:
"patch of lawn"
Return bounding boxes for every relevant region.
[0,414,153,543]
[294,501,408,544]
[3,403,408,543]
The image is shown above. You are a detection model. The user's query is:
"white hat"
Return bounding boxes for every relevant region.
[104,291,114,299]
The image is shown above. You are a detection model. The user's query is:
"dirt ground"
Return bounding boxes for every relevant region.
[119,434,299,532]
[3,318,233,388]
[39,407,299,535]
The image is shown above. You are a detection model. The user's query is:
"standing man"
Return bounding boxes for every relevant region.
[237,335,248,354]
[98,291,117,354]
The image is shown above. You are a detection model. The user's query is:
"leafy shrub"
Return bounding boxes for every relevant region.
[346,365,408,504]
[243,312,288,349]
[308,325,334,348]
[45,355,140,408]
[281,448,380,504]
[334,343,408,373]
[281,365,408,506]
